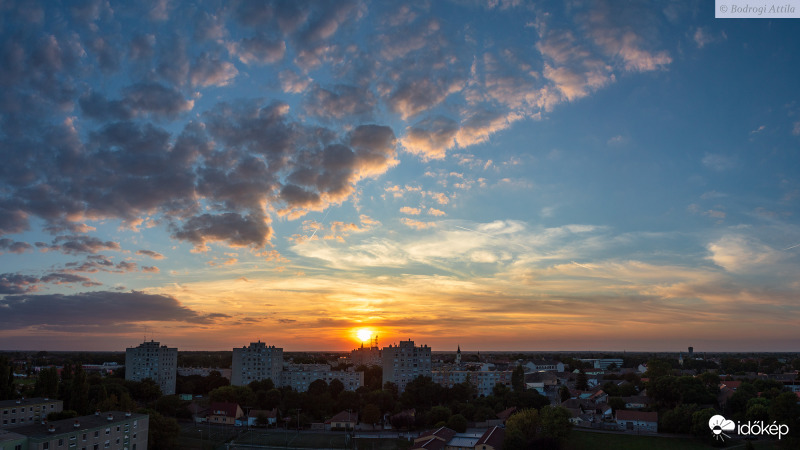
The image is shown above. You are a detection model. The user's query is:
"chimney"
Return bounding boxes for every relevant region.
[95,410,100,416]
[125,411,132,417]
[74,420,80,428]
[48,425,56,433]
[107,413,114,421]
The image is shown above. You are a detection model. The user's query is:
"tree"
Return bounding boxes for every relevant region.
[34,367,59,398]
[511,365,525,392]
[429,406,451,426]
[0,357,15,400]
[691,408,717,437]
[538,406,572,442]
[209,385,254,407]
[69,366,90,414]
[447,414,468,433]
[575,372,588,391]
[361,403,381,426]
[558,385,571,403]
[307,379,328,397]
[141,409,180,450]
[328,379,345,399]
[504,408,539,450]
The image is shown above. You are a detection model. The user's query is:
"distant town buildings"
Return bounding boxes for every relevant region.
[431,369,513,397]
[125,340,178,395]
[350,336,381,367]
[282,364,364,392]
[382,339,432,393]
[0,398,63,428]
[231,341,283,386]
[8,411,148,450]
[231,342,364,392]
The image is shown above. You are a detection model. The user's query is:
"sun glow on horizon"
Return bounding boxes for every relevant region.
[356,328,373,342]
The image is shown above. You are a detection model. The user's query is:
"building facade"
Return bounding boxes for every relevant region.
[231,341,283,386]
[431,370,513,397]
[125,340,178,395]
[280,364,363,392]
[11,411,148,450]
[382,340,432,393]
[1,398,63,429]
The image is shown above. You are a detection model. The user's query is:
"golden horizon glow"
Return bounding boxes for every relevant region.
[356,328,373,342]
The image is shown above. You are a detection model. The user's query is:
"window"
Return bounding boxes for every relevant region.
[94,431,99,438]
[43,444,49,450]
[82,434,87,441]
[105,428,110,435]
[58,438,64,445]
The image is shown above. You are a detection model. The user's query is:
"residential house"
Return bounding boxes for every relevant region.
[326,410,357,431]
[208,403,243,425]
[616,410,657,433]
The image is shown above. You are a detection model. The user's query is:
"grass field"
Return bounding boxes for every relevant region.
[565,430,786,450]
[229,430,411,449]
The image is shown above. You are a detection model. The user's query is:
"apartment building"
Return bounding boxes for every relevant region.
[231,341,283,386]
[382,339,432,393]
[124,340,178,395]
[280,364,363,392]
[431,369,513,397]
[11,411,148,450]
[1,398,63,429]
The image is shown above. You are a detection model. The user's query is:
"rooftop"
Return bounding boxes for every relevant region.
[10,411,147,438]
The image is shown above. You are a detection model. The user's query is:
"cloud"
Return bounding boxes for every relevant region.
[400,218,436,230]
[707,235,781,274]
[141,266,160,273]
[387,77,464,120]
[402,116,459,160]
[50,236,121,254]
[229,34,286,65]
[0,239,32,254]
[399,206,421,215]
[428,208,446,216]
[136,249,165,259]
[279,69,312,93]
[171,212,272,251]
[190,53,238,87]
[305,84,377,120]
[0,291,216,330]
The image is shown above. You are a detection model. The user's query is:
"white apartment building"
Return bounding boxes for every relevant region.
[124,341,178,395]
[280,364,363,392]
[382,339,432,393]
[431,369,514,397]
[231,341,283,386]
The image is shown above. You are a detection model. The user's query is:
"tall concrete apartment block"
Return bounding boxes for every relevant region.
[382,339,432,393]
[125,340,178,395]
[231,341,283,386]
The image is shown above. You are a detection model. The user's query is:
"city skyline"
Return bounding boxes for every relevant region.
[1,1,799,352]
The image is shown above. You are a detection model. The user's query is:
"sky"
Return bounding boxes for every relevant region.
[1,0,799,353]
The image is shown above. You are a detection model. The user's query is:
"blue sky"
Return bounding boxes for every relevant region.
[1,0,799,352]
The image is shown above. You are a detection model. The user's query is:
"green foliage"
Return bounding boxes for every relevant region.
[34,367,60,398]
[690,408,716,437]
[0,357,16,400]
[126,378,162,404]
[608,396,625,413]
[361,403,381,425]
[644,358,674,380]
[504,408,539,449]
[209,385,254,407]
[559,385,570,403]
[428,405,451,425]
[575,371,588,391]
[511,365,525,392]
[307,379,328,397]
[140,409,180,450]
[446,414,468,433]
[328,378,345,399]
[539,406,572,442]
[660,404,700,434]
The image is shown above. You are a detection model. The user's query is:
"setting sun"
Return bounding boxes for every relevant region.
[356,328,372,342]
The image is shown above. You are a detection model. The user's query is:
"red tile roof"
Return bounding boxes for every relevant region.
[326,410,358,424]
[476,426,505,448]
[616,410,658,423]
[209,402,241,418]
